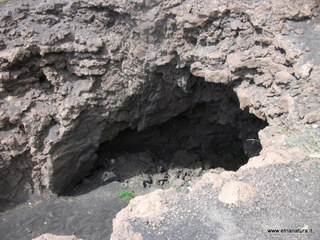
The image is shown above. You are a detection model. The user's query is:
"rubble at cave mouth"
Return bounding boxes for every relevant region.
[90,80,268,194]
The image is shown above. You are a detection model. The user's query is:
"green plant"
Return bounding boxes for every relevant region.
[163,182,182,192]
[163,182,173,189]
[117,190,135,201]
[0,0,8,3]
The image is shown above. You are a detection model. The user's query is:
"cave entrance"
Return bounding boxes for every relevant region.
[94,80,267,194]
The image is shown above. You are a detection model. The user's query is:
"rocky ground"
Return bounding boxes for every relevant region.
[112,155,320,240]
[1,137,318,240]
[0,0,320,239]
[0,180,127,240]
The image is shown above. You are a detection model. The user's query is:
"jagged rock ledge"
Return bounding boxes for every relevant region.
[0,0,319,221]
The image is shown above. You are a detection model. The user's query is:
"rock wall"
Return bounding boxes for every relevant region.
[0,0,319,209]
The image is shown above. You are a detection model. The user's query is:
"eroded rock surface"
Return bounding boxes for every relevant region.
[0,0,319,218]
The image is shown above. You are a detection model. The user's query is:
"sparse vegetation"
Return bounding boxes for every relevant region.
[285,125,320,158]
[163,182,182,192]
[117,190,135,201]
[0,0,8,3]
[163,182,173,189]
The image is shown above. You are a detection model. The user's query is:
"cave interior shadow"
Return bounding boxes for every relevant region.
[64,79,267,197]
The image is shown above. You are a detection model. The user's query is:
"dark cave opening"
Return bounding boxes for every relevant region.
[99,105,261,172]
[89,81,267,195]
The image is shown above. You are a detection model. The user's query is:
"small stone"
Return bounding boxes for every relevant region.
[172,179,185,188]
[298,63,313,79]
[100,171,117,183]
[274,71,295,85]
[294,29,304,35]
[152,173,167,185]
[32,233,82,240]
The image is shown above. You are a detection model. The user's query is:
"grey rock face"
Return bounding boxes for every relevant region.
[0,0,319,209]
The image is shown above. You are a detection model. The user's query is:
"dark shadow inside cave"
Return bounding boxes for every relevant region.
[97,101,266,176]
[66,77,267,196]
